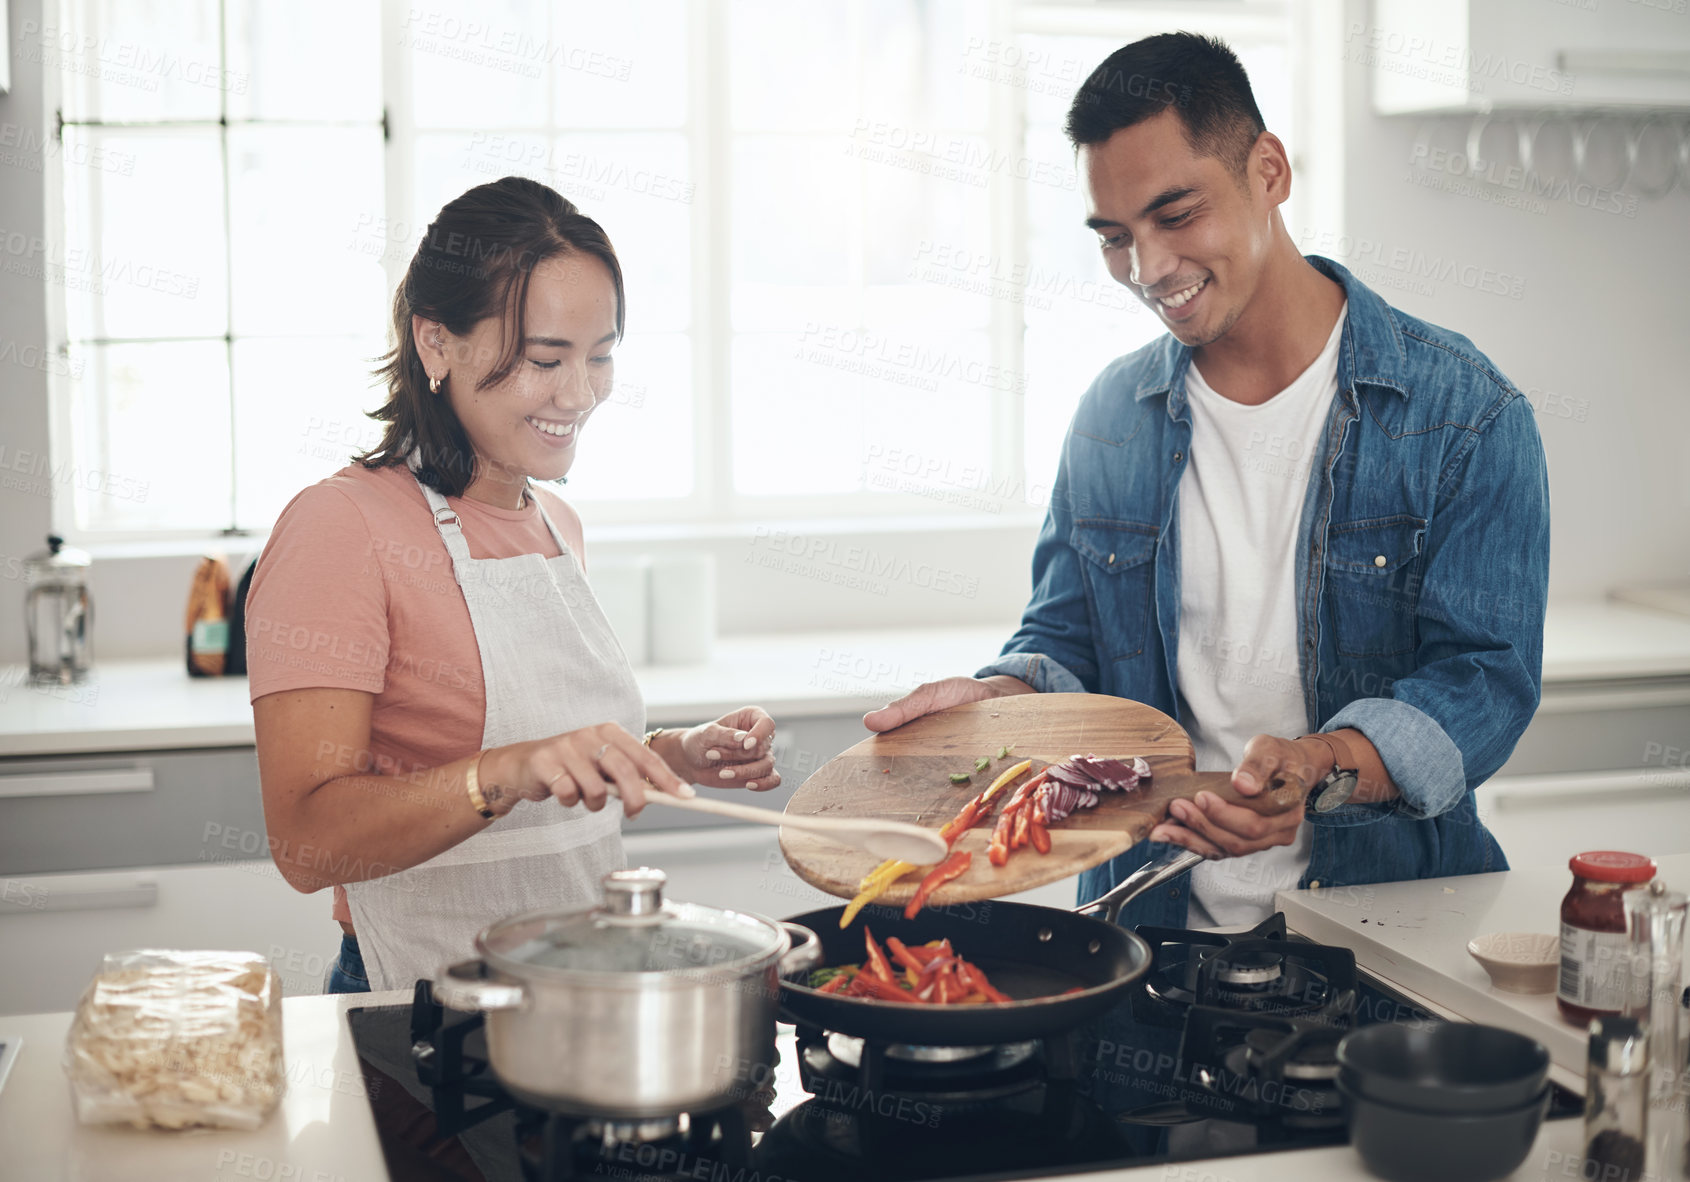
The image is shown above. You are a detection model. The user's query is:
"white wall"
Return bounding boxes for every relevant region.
[4,0,1687,666]
[1332,0,1690,601]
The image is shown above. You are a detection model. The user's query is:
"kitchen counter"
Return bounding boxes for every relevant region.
[0,625,1008,757]
[5,599,1690,759]
[0,855,1636,1181]
[1278,851,1690,1095]
[0,991,1591,1182]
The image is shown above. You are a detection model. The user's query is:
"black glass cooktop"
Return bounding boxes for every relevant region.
[343,932,1582,1182]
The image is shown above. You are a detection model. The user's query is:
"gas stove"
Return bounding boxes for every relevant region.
[342,914,1582,1182]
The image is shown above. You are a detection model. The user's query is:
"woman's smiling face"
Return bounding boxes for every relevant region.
[417,251,620,507]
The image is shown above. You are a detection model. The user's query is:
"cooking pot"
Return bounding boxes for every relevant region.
[435,867,821,1117]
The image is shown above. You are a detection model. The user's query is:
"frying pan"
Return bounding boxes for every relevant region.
[778,848,1203,1044]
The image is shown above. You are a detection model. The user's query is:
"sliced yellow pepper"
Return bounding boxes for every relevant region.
[838,761,1032,930]
[980,759,1033,807]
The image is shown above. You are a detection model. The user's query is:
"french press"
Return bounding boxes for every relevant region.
[25,534,93,685]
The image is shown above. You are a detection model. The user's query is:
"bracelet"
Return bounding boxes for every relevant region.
[643,728,665,748]
[464,749,495,819]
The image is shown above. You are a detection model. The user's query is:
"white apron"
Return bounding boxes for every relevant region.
[344,475,645,992]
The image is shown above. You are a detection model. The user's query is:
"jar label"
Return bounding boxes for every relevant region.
[1558,923,1641,1011]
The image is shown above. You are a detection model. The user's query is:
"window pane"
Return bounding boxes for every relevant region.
[61,129,228,341]
[730,1,855,132]
[858,0,991,132]
[554,0,686,129]
[404,0,549,130]
[732,333,862,496]
[68,341,231,532]
[228,126,387,337]
[55,0,223,122]
[225,1,381,121]
[233,337,387,530]
[562,332,693,502]
[732,137,854,330]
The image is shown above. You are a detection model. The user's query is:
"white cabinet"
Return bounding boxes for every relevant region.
[0,861,340,1017]
[1367,0,1690,113]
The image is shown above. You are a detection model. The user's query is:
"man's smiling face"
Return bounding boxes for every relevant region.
[1078,108,1280,349]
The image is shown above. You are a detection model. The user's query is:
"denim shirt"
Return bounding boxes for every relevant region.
[978,257,1550,931]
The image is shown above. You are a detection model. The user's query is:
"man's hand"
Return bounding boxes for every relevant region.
[863,675,1034,733]
[1147,734,1323,860]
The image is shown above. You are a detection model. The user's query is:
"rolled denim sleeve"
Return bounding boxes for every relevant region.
[1326,393,1549,821]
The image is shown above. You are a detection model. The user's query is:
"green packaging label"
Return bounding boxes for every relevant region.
[191,618,230,654]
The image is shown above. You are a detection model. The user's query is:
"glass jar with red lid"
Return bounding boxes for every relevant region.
[1558,850,1657,1026]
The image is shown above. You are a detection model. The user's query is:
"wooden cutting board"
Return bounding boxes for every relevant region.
[779,693,1303,906]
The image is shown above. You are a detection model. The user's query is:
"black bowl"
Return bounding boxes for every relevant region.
[1337,1077,1550,1182]
[1335,1022,1549,1114]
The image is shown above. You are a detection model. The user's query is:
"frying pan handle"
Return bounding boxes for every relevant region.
[1074,848,1205,926]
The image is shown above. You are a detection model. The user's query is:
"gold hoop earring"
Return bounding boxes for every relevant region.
[429,374,444,394]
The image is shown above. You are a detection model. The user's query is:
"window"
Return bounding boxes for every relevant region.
[44,1,1317,541]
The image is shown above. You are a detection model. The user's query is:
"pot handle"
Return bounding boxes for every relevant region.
[433,959,526,1012]
[777,921,823,977]
[1074,847,1205,926]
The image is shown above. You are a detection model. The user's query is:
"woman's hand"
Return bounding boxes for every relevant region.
[480,722,694,818]
[666,706,781,791]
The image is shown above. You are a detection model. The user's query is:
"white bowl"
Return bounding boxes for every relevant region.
[1467,932,1559,994]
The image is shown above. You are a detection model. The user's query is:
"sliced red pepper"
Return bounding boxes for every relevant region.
[935,972,963,1005]
[1029,802,1051,854]
[961,959,1013,1003]
[904,850,973,920]
[988,799,1024,867]
[884,936,927,975]
[863,928,897,984]
[855,972,918,1002]
[1011,805,1032,850]
[817,972,852,994]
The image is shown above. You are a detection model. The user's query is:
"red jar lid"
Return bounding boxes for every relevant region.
[1569,851,1658,883]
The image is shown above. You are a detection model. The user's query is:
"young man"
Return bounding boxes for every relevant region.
[865,33,1549,931]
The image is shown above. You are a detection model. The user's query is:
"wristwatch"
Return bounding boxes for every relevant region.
[1302,733,1358,813]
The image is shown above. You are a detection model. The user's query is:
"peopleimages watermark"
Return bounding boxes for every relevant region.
[0,226,202,301]
[1342,21,1577,98]
[862,443,1052,515]
[743,526,980,600]
[1407,141,1637,220]
[845,117,1075,192]
[0,443,149,504]
[17,19,250,95]
[398,8,634,82]
[794,322,1030,397]
[0,122,134,176]
[460,134,694,205]
[1296,230,1526,300]
[909,239,1138,314]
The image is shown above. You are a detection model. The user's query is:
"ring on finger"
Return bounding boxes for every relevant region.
[594,742,610,763]
[547,769,567,787]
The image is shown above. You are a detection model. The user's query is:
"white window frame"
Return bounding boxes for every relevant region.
[45,0,1340,548]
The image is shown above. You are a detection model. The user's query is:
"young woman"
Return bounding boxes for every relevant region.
[247,177,778,993]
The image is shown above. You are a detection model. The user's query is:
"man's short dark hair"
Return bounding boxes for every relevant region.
[1064,33,1266,177]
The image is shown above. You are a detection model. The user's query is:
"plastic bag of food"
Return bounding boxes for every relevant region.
[62,950,285,1130]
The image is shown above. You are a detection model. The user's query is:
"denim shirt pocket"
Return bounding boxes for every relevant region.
[1324,515,1427,658]
[1071,519,1158,661]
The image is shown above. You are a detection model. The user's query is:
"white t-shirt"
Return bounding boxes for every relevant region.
[1179,307,1346,929]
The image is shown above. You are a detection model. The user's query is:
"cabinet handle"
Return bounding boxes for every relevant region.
[0,768,154,799]
[0,877,158,914]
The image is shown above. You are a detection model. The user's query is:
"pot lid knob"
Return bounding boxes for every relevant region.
[602,867,666,917]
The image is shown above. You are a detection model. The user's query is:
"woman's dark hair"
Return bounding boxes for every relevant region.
[1065,33,1266,179]
[358,175,625,496]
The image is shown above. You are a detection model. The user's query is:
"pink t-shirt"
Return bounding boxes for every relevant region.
[246,463,587,923]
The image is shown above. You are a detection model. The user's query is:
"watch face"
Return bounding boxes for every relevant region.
[1313,771,1358,813]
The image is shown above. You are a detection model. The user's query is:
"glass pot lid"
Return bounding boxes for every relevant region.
[479,867,783,978]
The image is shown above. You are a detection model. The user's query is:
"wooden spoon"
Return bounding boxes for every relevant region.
[623,787,950,864]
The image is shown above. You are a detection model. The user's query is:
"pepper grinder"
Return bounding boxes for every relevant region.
[1586,1016,1650,1182]
[1626,881,1688,1179]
